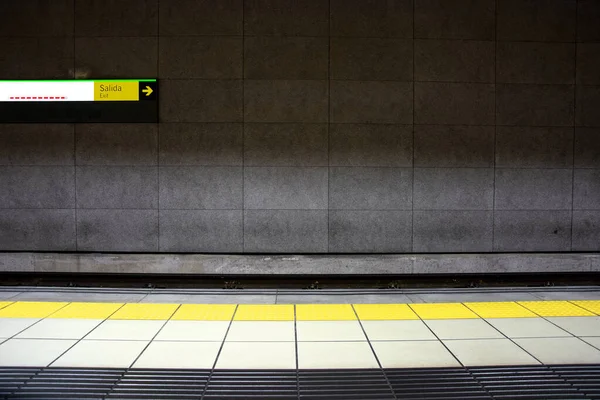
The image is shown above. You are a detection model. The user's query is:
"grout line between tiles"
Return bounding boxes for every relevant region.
[2,302,73,346]
[201,304,239,399]
[351,304,398,400]
[327,0,331,255]
[293,304,299,398]
[406,303,465,367]
[462,303,545,365]
[46,302,127,367]
[127,303,181,368]
[241,0,245,254]
[571,1,578,251]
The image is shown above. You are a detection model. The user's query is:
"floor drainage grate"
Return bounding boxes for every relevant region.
[1,365,600,399]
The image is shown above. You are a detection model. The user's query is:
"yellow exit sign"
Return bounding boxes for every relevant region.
[94,81,139,101]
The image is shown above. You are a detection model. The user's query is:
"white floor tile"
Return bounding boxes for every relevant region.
[514,337,600,364]
[372,341,460,368]
[0,318,39,338]
[546,317,600,337]
[155,321,229,341]
[216,342,295,369]
[296,321,366,341]
[0,339,76,367]
[361,320,436,341]
[444,339,539,366]
[86,320,164,341]
[52,340,148,368]
[16,319,103,340]
[486,318,572,338]
[425,319,503,340]
[298,341,379,369]
[226,321,295,342]
[133,341,220,369]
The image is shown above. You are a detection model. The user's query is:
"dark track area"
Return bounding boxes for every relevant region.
[1,365,600,399]
[0,271,599,290]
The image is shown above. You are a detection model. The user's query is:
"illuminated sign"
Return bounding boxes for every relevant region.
[0,79,157,123]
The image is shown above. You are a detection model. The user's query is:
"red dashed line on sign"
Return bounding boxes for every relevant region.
[9,96,67,100]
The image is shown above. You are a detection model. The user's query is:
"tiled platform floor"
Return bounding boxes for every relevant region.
[1,296,600,370]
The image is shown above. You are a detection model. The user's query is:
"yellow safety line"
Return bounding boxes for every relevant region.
[0,300,597,320]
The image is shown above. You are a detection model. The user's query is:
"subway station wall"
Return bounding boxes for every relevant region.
[0,0,599,254]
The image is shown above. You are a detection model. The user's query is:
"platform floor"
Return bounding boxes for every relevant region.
[1,287,600,371]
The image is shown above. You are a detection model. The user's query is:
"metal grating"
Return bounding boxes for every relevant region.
[1,365,600,400]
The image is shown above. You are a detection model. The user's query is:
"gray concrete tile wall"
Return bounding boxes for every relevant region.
[414,0,495,40]
[75,0,158,36]
[0,0,74,37]
[329,124,413,167]
[244,0,329,37]
[76,124,158,166]
[575,129,600,168]
[158,0,242,36]
[330,0,413,38]
[244,37,328,80]
[330,38,413,81]
[159,210,243,252]
[0,210,76,251]
[159,37,242,80]
[160,80,243,123]
[572,211,600,251]
[494,169,573,210]
[578,0,600,42]
[330,81,413,123]
[0,38,73,79]
[243,210,328,252]
[0,0,598,254]
[414,39,495,83]
[329,168,412,210]
[576,86,600,127]
[329,211,412,252]
[496,42,575,84]
[413,211,493,252]
[76,209,158,252]
[0,125,74,166]
[159,123,243,166]
[75,37,158,78]
[414,83,495,125]
[76,167,158,209]
[493,211,572,252]
[577,44,600,85]
[573,169,600,210]
[414,126,494,167]
[496,0,576,42]
[0,167,75,209]
[244,124,328,167]
[244,167,328,210]
[159,167,243,209]
[413,168,494,210]
[496,84,575,126]
[495,127,574,168]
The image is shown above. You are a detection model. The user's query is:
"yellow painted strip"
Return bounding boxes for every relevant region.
[0,301,13,310]
[518,301,595,317]
[571,300,600,315]
[234,304,294,321]
[296,304,356,320]
[49,302,123,319]
[410,303,478,319]
[464,302,537,318]
[0,302,68,318]
[94,81,139,101]
[109,303,179,320]
[353,304,418,320]
[172,304,236,321]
